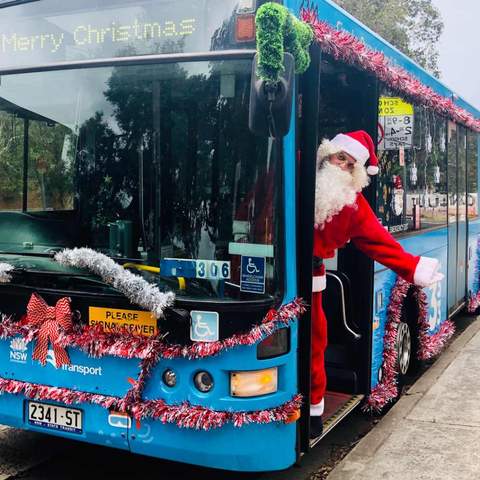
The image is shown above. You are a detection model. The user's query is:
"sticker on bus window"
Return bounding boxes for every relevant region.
[240,256,266,294]
[228,242,274,258]
[378,96,414,151]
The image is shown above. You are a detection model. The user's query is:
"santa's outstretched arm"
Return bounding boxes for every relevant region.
[349,194,443,287]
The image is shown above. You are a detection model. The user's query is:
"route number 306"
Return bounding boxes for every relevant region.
[196,260,230,280]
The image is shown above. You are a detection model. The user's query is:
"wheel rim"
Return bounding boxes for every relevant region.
[396,322,411,375]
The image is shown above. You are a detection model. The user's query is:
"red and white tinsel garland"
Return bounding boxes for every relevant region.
[364,278,454,412]
[300,7,480,132]
[468,291,480,313]
[0,299,305,429]
[0,299,306,361]
[467,236,480,312]
[0,376,302,430]
[413,288,455,361]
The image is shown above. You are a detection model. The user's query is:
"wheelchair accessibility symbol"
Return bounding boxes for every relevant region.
[240,255,266,294]
[246,258,260,274]
[190,311,219,343]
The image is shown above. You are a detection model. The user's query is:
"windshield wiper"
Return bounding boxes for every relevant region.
[8,267,109,286]
[0,0,40,9]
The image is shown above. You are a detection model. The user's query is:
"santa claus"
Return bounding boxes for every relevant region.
[310,130,443,438]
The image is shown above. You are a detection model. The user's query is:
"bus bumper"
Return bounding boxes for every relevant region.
[0,395,297,472]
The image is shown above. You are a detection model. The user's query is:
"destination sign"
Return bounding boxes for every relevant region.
[0,18,196,55]
[0,0,240,69]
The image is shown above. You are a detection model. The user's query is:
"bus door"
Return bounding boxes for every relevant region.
[447,122,467,314]
[466,131,480,297]
[456,128,468,304]
[298,53,377,444]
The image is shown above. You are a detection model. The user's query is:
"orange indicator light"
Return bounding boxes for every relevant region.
[285,409,301,424]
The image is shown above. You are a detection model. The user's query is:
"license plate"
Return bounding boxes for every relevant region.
[27,401,83,434]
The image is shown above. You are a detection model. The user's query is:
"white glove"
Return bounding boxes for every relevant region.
[413,256,444,288]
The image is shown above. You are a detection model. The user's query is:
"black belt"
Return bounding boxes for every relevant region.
[313,256,323,269]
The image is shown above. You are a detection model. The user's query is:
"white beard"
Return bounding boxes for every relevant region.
[314,161,370,227]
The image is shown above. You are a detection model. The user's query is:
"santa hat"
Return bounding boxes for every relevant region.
[317,130,379,175]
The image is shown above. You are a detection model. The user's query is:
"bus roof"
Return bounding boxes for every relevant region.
[287,0,480,119]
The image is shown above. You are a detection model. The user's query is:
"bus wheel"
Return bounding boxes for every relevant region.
[395,321,411,376]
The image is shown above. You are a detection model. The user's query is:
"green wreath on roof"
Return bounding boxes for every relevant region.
[255,2,314,85]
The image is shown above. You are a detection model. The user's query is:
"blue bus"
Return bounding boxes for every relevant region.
[0,0,477,472]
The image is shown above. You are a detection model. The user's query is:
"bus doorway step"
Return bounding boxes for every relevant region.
[310,392,364,448]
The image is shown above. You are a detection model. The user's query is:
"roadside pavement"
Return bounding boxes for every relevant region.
[328,316,480,480]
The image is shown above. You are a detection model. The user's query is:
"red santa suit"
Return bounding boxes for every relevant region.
[310,131,442,417]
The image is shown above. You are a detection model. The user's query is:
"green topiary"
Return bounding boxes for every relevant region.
[255,2,313,84]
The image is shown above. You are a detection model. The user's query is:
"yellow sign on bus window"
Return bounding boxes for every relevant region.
[378,96,414,150]
[378,97,414,116]
[89,307,157,337]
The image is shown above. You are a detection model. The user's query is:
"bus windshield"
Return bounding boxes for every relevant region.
[0,60,283,302]
[0,0,251,69]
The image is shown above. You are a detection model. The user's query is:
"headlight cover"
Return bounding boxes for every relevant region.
[230,367,278,397]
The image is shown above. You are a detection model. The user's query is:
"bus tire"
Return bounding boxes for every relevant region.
[395,320,411,377]
[365,280,426,414]
[403,290,423,375]
[395,291,419,396]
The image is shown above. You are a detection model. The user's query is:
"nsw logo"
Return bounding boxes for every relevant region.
[9,337,28,364]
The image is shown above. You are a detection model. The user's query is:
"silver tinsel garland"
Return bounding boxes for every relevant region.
[54,248,175,318]
[0,263,13,283]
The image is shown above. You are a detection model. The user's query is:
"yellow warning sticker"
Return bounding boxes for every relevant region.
[378,96,414,116]
[88,307,157,337]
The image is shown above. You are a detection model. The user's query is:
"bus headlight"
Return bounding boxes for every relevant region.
[194,371,214,393]
[230,367,278,397]
[162,369,177,387]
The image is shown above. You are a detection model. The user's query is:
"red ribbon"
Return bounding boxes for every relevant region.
[26,293,73,367]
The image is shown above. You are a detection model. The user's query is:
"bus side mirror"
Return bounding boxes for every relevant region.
[248,52,294,138]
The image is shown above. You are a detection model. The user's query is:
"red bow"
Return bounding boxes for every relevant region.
[26,293,73,367]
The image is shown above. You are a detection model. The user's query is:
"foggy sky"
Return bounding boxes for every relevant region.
[432,0,480,110]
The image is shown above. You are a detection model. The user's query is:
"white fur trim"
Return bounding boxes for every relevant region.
[312,275,326,292]
[367,165,379,175]
[413,256,440,287]
[317,139,343,163]
[330,134,369,164]
[310,399,324,416]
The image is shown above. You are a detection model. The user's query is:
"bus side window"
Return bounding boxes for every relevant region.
[467,131,479,220]
[376,93,448,234]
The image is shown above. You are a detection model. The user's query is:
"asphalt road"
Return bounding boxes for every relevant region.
[0,411,374,480]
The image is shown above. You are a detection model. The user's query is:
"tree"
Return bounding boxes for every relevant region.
[333,0,443,77]
[0,111,74,211]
